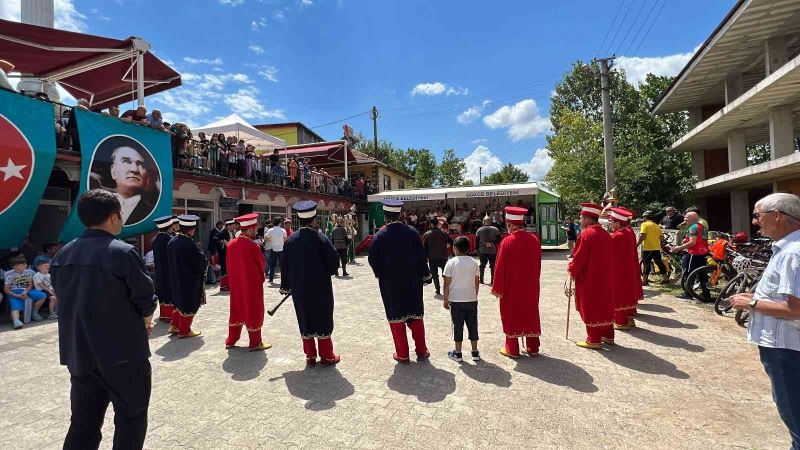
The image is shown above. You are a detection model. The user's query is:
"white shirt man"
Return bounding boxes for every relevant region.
[265,225,287,252]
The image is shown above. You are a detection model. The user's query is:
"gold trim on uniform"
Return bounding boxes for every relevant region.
[387,314,424,323]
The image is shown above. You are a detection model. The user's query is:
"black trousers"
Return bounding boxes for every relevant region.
[641,250,666,276]
[64,359,152,450]
[683,253,710,296]
[337,248,348,274]
[450,301,479,342]
[478,253,496,281]
[428,257,447,293]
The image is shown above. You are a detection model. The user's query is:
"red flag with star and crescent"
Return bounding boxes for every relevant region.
[0,90,56,249]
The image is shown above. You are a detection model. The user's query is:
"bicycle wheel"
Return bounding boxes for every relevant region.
[735,308,750,326]
[715,273,745,315]
[685,265,726,301]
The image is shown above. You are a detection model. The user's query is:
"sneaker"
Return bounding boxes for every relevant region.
[32,313,43,321]
[447,351,463,362]
[49,313,58,320]
[471,350,480,362]
[13,319,23,329]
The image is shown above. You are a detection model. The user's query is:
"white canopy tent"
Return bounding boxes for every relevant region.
[194,113,286,150]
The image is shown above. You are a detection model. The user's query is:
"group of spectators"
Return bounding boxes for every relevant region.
[1,243,61,329]
[397,200,536,235]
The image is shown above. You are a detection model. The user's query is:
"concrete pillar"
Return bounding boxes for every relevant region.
[725,73,743,105]
[730,190,750,233]
[765,35,788,76]
[769,105,794,159]
[688,106,703,129]
[727,130,747,171]
[691,150,706,181]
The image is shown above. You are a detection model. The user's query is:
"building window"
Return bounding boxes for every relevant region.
[383,174,392,191]
[398,180,405,190]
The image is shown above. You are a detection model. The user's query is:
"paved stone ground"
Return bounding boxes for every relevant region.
[0,251,790,449]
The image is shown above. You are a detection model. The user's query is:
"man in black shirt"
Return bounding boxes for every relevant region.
[423,218,453,296]
[660,207,684,230]
[51,189,156,450]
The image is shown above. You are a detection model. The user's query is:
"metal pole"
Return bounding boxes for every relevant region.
[599,58,615,192]
[136,52,145,107]
[344,139,349,180]
[371,106,379,160]
[479,167,482,185]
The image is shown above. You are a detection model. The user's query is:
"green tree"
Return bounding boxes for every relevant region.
[546,62,693,214]
[461,179,474,186]
[482,163,530,184]
[437,148,466,187]
[406,148,439,188]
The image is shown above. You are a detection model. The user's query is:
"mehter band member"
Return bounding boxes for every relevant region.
[167,214,208,338]
[608,207,641,330]
[281,201,341,366]
[225,213,271,352]
[52,189,156,449]
[368,199,432,363]
[567,203,614,349]
[492,206,542,358]
[151,215,179,326]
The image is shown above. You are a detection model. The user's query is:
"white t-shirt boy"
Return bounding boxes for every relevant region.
[265,226,287,252]
[443,256,479,302]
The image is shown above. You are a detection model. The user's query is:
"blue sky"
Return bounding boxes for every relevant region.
[2,0,734,182]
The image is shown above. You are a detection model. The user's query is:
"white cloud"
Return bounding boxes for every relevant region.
[274,9,286,19]
[616,46,699,86]
[2,0,87,32]
[195,73,252,91]
[470,138,487,145]
[483,99,551,141]
[251,17,267,31]
[224,87,285,121]
[150,88,212,119]
[183,57,223,65]
[411,81,469,97]
[248,45,264,54]
[464,145,503,183]
[220,0,244,5]
[258,66,279,82]
[516,148,554,181]
[301,0,313,5]
[457,100,490,124]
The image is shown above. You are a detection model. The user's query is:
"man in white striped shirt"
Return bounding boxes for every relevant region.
[732,193,800,449]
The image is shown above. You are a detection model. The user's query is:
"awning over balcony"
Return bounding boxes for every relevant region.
[0,19,181,109]
[194,113,285,149]
[282,141,356,167]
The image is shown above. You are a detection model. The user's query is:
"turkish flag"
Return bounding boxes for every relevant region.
[0,116,34,215]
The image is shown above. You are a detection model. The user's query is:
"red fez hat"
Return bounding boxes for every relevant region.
[579,203,603,219]
[608,207,633,223]
[235,213,259,230]
[504,206,527,225]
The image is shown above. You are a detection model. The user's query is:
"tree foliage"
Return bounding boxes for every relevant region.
[546,61,693,215]
[437,148,466,187]
[482,163,529,184]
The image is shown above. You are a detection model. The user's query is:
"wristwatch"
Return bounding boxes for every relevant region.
[748,299,759,310]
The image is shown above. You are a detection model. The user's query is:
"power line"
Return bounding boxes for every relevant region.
[595,0,627,58]
[629,0,667,57]
[613,0,650,56]
[382,89,555,120]
[605,0,634,56]
[620,0,661,57]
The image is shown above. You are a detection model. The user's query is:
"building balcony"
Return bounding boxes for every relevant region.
[694,151,800,194]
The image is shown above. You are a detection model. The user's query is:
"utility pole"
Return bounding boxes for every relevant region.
[597,57,616,193]
[479,167,482,185]
[371,106,379,160]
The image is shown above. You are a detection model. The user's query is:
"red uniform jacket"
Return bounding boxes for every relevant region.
[567,224,614,328]
[491,229,542,338]
[621,226,644,300]
[611,227,639,314]
[226,235,266,331]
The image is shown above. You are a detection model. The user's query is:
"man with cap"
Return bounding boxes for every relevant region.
[280,201,341,366]
[567,203,615,349]
[225,213,271,351]
[218,219,236,291]
[167,215,208,338]
[608,207,641,330]
[152,215,179,326]
[492,206,543,358]
[368,199,432,363]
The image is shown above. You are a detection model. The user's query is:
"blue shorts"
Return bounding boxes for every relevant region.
[9,288,47,311]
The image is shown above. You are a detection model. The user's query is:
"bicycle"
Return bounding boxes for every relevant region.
[683,236,737,301]
[714,255,767,316]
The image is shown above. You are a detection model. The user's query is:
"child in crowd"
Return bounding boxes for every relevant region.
[33,260,57,320]
[4,255,48,329]
[442,237,481,362]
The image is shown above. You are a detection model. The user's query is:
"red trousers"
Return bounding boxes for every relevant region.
[614,309,634,326]
[303,337,336,360]
[226,325,262,349]
[586,325,614,344]
[172,310,196,336]
[389,320,427,360]
[504,336,540,356]
[159,304,174,321]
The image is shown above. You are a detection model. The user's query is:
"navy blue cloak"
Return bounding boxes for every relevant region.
[281,228,340,338]
[368,222,431,322]
[151,232,172,305]
[167,233,208,316]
